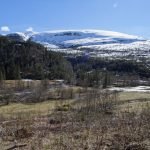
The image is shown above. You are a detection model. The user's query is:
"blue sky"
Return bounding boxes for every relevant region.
[0,0,150,38]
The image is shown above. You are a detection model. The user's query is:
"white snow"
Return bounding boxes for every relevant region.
[21,79,33,82]
[35,29,141,39]
[80,40,150,51]
[8,29,150,58]
[15,32,30,41]
[31,30,142,48]
[109,86,150,92]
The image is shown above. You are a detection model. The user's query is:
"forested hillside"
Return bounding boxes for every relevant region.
[0,36,74,82]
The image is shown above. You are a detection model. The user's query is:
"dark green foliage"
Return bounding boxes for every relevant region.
[68,56,150,78]
[0,36,74,82]
[67,56,150,86]
[0,66,5,81]
[0,70,4,81]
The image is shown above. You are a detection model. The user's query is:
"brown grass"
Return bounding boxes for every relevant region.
[0,85,150,150]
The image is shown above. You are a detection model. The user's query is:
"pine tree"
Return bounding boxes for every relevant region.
[15,65,21,80]
[0,69,4,88]
[0,70,4,81]
[8,60,16,79]
[103,71,109,89]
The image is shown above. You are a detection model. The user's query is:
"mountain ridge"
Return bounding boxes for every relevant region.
[5,29,150,58]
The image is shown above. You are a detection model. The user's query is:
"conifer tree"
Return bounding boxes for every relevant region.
[0,70,4,81]
[103,71,109,89]
[15,65,21,80]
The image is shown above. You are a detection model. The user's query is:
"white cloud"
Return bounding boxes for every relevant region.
[26,27,34,32]
[1,26,10,32]
[113,2,118,8]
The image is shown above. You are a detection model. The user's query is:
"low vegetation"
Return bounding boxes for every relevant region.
[0,81,149,150]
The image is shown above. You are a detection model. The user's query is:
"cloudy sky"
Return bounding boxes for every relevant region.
[0,0,150,38]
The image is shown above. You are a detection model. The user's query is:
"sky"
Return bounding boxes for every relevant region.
[0,0,150,38]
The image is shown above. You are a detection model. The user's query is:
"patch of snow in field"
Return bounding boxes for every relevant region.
[21,79,33,82]
[109,86,150,92]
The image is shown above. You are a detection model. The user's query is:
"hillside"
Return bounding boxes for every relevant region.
[5,30,150,59]
[0,36,74,81]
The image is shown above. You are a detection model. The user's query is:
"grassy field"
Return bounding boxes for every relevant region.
[119,91,150,101]
[0,88,150,150]
[0,99,76,118]
[117,92,150,113]
[1,91,149,115]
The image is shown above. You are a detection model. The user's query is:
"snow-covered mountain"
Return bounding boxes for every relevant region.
[6,31,37,42]
[6,30,150,58]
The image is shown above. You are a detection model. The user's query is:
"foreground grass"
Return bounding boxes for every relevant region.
[0,91,150,150]
[0,91,149,119]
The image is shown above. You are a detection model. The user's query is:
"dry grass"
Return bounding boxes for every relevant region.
[0,100,75,118]
[119,92,150,101]
[0,86,150,150]
[117,91,150,114]
[118,101,150,113]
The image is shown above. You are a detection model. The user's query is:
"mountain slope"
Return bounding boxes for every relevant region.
[31,30,143,48]
[5,30,150,58]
